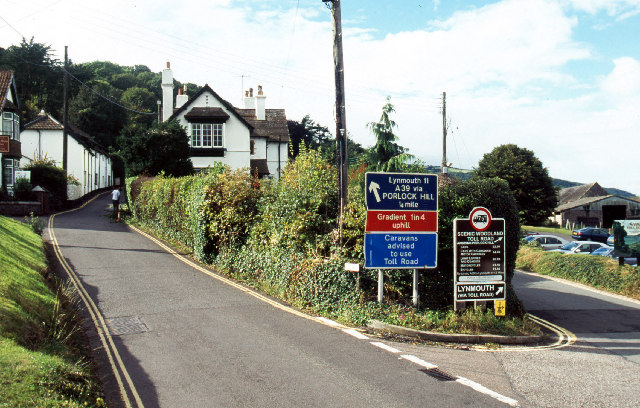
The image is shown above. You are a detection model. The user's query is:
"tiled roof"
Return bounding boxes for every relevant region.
[238,108,290,142]
[24,114,64,130]
[0,71,15,112]
[557,182,609,206]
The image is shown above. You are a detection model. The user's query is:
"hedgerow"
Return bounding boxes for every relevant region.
[517,246,640,300]
[128,151,528,321]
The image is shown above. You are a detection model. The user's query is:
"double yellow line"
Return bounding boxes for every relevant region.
[47,194,144,408]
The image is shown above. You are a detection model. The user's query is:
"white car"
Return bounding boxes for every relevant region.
[551,241,610,255]
[524,234,570,250]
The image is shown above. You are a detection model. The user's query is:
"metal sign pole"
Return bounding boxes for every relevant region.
[378,270,384,303]
[412,269,419,308]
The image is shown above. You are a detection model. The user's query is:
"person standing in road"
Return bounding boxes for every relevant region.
[111,187,121,214]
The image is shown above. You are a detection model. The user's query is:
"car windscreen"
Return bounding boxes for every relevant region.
[591,247,611,256]
[560,242,579,250]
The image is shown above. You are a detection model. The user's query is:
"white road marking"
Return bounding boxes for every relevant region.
[370,342,400,353]
[400,354,438,369]
[317,317,344,328]
[342,328,369,340]
[456,376,519,407]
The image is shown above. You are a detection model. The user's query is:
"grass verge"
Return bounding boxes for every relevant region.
[522,225,573,236]
[0,215,105,407]
[517,245,640,300]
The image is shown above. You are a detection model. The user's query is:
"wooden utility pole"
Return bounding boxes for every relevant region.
[62,46,69,172]
[441,91,447,174]
[325,0,348,241]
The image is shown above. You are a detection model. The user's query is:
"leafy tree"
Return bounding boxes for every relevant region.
[367,96,412,172]
[117,120,193,177]
[0,38,62,122]
[68,79,126,147]
[475,144,557,225]
[287,115,333,159]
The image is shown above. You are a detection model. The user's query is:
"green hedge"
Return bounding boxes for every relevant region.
[128,152,526,316]
[517,246,640,299]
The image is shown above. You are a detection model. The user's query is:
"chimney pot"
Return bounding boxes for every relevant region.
[166,61,170,68]
[249,88,254,97]
[258,85,263,96]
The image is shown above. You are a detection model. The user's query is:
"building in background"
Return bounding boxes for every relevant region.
[553,182,640,228]
[20,112,113,199]
[161,62,289,178]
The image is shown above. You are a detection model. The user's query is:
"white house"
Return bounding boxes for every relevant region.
[0,70,22,193]
[161,62,289,178]
[20,112,114,199]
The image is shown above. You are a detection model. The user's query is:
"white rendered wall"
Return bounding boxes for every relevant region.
[266,141,288,179]
[175,90,252,171]
[252,137,267,160]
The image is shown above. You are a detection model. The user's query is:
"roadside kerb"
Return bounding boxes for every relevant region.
[367,319,546,345]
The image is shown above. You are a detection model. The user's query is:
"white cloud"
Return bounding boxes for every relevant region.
[1,0,639,194]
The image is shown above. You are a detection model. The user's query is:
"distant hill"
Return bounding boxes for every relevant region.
[420,167,637,198]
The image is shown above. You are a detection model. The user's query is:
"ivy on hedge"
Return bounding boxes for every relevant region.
[127,151,527,316]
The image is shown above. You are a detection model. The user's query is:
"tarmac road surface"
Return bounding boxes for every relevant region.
[47,194,512,408]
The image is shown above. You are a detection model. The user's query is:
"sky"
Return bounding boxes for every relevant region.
[1,0,639,195]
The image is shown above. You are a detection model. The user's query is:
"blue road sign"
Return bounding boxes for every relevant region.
[364,233,438,269]
[365,172,438,211]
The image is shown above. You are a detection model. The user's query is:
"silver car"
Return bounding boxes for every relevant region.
[524,234,570,250]
[551,241,609,254]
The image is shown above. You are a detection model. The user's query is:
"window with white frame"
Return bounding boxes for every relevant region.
[191,123,223,148]
[2,112,19,141]
[3,158,17,187]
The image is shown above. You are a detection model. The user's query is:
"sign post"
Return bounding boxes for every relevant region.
[453,207,506,311]
[364,172,438,306]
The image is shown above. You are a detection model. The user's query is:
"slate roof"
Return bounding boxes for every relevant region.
[184,107,230,122]
[237,108,290,143]
[555,195,613,212]
[170,84,254,131]
[557,182,609,206]
[170,84,289,143]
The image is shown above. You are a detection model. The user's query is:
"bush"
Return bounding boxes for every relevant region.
[13,178,34,201]
[248,148,339,255]
[24,163,67,208]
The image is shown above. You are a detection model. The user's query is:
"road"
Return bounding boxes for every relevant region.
[47,194,640,407]
[47,194,512,408]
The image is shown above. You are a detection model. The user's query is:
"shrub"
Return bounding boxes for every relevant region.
[23,162,67,208]
[248,148,339,255]
[13,178,34,201]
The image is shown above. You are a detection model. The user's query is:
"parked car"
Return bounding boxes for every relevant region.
[607,234,614,246]
[552,241,609,254]
[590,247,638,266]
[571,227,610,243]
[524,234,570,250]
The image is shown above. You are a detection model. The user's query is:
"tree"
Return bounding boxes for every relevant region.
[367,97,412,172]
[117,120,193,177]
[0,38,62,123]
[287,115,333,159]
[475,144,557,225]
